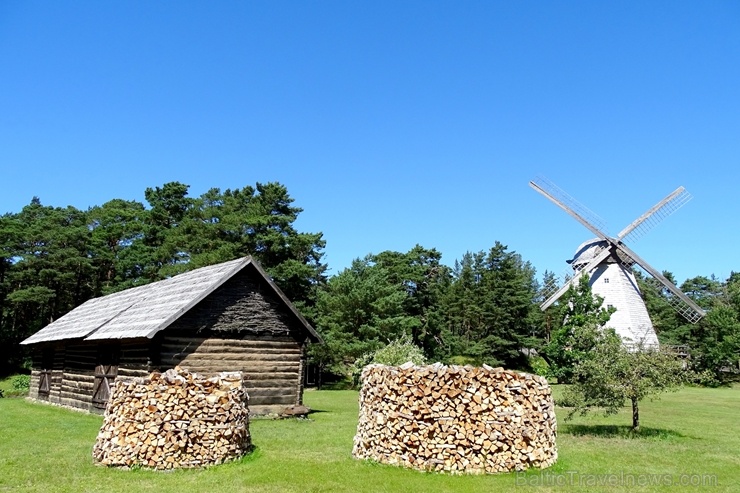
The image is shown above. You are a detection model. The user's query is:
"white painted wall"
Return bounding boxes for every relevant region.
[588,263,659,348]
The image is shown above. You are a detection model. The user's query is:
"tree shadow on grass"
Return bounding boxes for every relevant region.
[561,424,690,440]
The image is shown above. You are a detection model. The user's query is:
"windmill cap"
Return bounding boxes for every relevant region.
[568,238,608,266]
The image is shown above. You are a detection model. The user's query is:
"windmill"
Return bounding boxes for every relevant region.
[529,176,705,347]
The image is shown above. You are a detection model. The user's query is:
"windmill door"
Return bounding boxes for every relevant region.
[92,344,119,409]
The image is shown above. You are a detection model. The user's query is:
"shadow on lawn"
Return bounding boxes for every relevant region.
[561,424,688,440]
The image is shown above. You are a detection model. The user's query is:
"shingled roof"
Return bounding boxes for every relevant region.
[21,257,321,345]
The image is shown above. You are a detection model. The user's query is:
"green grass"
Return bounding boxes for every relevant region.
[1,386,739,492]
[0,375,29,398]
[0,376,13,394]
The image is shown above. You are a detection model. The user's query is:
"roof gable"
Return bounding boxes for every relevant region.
[21,257,320,345]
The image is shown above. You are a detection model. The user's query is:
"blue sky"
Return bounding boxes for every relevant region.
[1,1,738,284]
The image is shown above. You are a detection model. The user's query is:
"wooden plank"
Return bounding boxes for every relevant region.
[247,388,298,398]
[60,392,92,403]
[117,368,149,378]
[240,379,297,389]
[62,371,95,381]
[160,353,300,364]
[171,355,300,366]
[167,335,297,344]
[159,346,301,356]
[241,372,300,381]
[161,336,295,348]
[248,394,297,406]
[152,366,298,381]
[60,396,92,410]
[174,363,300,374]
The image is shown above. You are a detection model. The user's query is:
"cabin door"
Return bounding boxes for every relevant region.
[92,344,119,409]
[38,347,54,399]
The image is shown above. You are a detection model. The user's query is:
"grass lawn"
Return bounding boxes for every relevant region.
[0,375,29,398]
[1,386,738,493]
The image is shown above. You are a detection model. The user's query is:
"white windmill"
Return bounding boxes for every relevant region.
[529,176,705,347]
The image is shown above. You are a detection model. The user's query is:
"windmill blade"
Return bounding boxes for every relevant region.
[614,242,706,323]
[529,176,610,241]
[540,246,612,310]
[617,186,692,244]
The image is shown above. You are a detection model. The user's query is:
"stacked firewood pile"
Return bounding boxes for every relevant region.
[92,367,251,469]
[353,363,557,474]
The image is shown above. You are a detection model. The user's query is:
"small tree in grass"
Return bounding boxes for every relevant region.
[563,335,690,432]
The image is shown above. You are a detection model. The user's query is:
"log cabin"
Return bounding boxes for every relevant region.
[20,257,322,415]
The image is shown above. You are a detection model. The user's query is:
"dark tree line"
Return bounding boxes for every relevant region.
[312,242,544,377]
[1,181,738,385]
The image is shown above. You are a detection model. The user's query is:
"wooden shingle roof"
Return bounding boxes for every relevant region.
[21,257,321,345]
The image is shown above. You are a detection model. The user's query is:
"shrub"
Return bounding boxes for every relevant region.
[351,337,428,386]
[11,374,30,393]
[528,355,550,377]
[446,355,481,366]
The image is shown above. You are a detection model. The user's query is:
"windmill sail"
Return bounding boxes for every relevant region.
[617,186,692,244]
[529,176,609,240]
[613,242,705,323]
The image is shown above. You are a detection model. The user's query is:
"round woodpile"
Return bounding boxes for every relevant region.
[352,363,557,474]
[92,367,251,469]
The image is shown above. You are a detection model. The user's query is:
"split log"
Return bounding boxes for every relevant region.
[92,366,251,469]
[352,363,557,474]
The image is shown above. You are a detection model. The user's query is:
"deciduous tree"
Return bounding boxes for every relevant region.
[541,274,614,382]
[564,337,689,431]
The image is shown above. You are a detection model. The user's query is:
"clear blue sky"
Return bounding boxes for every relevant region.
[1,1,738,284]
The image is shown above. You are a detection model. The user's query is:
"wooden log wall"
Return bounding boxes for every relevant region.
[118,340,151,379]
[29,369,39,398]
[50,347,65,402]
[353,363,558,474]
[61,343,100,410]
[29,348,43,399]
[160,334,302,415]
[29,340,152,412]
[158,268,310,414]
[93,367,251,469]
[29,344,65,402]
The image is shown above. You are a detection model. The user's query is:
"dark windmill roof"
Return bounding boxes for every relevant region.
[21,257,321,345]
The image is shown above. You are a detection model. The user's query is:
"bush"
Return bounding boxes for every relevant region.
[528,355,550,377]
[351,337,428,386]
[11,374,30,393]
[554,386,583,408]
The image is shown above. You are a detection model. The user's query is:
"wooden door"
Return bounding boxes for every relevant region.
[38,370,51,398]
[38,347,54,399]
[92,345,119,409]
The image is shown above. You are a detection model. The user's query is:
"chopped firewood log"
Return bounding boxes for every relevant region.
[92,367,251,470]
[352,364,557,474]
